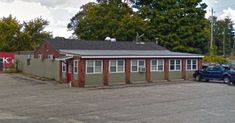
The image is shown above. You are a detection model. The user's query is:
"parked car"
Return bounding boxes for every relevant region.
[193,64,235,85]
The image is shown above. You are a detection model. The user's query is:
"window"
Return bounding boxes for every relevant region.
[86,60,103,74]
[169,59,181,71]
[38,54,42,59]
[62,62,66,73]
[131,60,146,72]
[186,59,198,70]
[151,59,164,72]
[109,60,125,73]
[48,54,54,60]
[73,60,79,74]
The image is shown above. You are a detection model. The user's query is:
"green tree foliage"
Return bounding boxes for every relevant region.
[203,55,228,64]
[0,15,51,51]
[68,0,210,54]
[135,0,209,54]
[68,0,148,41]
[0,15,21,51]
[212,17,234,56]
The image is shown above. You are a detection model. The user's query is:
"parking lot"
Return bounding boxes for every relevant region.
[0,73,235,123]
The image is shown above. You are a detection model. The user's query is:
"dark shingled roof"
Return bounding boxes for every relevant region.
[47,39,167,51]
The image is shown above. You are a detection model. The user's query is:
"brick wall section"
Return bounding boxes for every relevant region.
[78,59,86,87]
[146,59,151,82]
[103,59,109,86]
[182,59,186,80]
[34,42,60,58]
[125,59,131,84]
[164,59,169,80]
[198,58,203,69]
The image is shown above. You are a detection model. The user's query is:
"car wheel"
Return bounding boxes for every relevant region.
[223,77,230,84]
[195,75,201,82]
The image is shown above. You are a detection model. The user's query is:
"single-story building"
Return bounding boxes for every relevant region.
[32,39,203,87]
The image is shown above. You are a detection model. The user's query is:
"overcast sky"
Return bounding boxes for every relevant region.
[0,0,235,38]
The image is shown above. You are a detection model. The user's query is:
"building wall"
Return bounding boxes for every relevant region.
[109,73,125,85]
[34,42,60,59]
[16,55,60,81]
[169,71,182,80]
[130,72,146,83]
[151,72,165,81]
[85,74,103,86]
[186,71,195,80]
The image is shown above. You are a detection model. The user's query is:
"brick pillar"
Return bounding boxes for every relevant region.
[125,59,131,84]
[59,61,62,82]
[103,59,109,86]
[146,59,151,82]
[164,59,169,81]
[78,59,85,87]
[198,59,203,69]
[66,61,69,83]
[182,59,186,80]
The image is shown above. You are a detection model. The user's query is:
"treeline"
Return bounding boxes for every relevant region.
[0,0,234,56]
[0,15,51,51]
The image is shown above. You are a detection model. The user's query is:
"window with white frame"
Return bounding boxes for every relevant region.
[86,60,103,74]
[131,60,146,72]
[169,59,181,71]
[38,54,42,59]
[187,59,198,70]
[62,62,66,73]
[151,59,164,71]
[48,54,54,60]
[109,60,125,73]
[73,60,79,74]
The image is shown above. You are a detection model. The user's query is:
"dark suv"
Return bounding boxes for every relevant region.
[193,64,235,85]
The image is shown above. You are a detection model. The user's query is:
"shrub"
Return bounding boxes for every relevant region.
[203,55,228,64]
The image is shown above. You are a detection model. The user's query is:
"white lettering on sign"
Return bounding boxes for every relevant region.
[3,57,13,64]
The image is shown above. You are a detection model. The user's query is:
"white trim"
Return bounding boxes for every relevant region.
[73,60,79,74]
[109,60,125,73]
[62,62,66,73]
[186,59,198,71]
[169,59,182,71]
[86,60,103,74]
[82,55,204,59]
[150,59,164,72]
[131,59,146,73]
[48,54,54,60]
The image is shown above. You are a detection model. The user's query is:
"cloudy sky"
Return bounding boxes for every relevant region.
[0,0,234,38]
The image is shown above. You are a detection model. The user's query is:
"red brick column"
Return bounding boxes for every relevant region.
[78,59,86,87]
[103,59,109,86]
[164,59,169,81]
[59,61,62,82]
[146,59,151,82]
[182,59,186,80]
[66,61,69,83]
[125,59,131,84]
[198,59,203,69]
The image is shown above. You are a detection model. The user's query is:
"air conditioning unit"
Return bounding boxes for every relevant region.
[139,67,146,72]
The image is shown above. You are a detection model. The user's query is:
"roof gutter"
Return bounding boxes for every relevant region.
[81,55,204,59]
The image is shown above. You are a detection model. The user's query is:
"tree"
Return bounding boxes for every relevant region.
[68,1,148,41]
[22,18,52,50]
[0,15,51,51]
[134,0,209,53]
[212,17,235,56]
[0,15,21,51]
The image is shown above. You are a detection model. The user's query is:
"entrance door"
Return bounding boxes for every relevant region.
[66,62,72,83]
[0,58,3,72]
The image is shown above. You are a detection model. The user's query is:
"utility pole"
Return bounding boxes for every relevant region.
[210,8,214,56]
[223,28,226,57]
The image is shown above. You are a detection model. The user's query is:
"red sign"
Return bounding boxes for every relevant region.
[0,52,15,68]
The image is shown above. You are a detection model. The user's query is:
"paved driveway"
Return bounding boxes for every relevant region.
[0,74,235,123]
